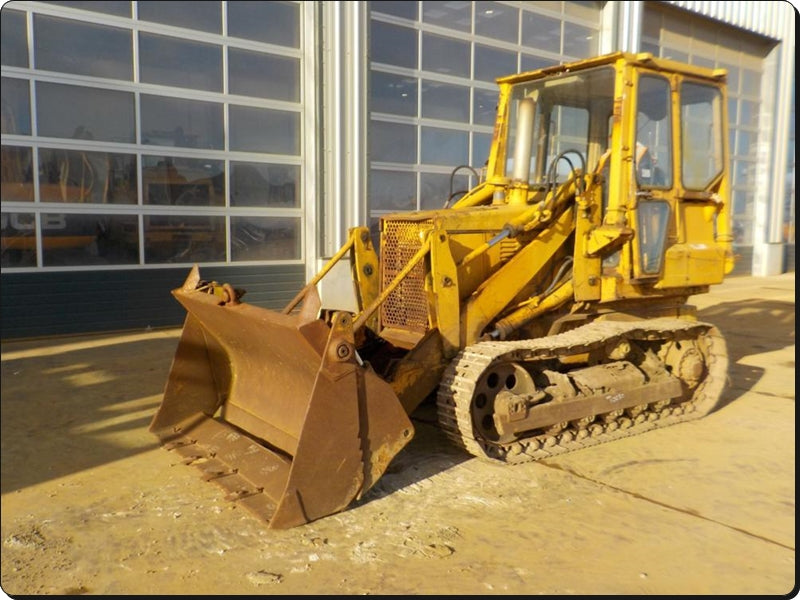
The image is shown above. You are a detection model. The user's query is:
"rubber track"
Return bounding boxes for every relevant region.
[436,317,728,464]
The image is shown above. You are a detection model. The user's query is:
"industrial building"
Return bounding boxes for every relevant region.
[0,0,794,338]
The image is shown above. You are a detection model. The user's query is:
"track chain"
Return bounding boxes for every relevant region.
[435,317,728,464]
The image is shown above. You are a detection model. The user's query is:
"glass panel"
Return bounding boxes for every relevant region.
[1,10,28,68]
[370,21,417,69]
[422,0,470,31]
[521,54,556,72]
[231,162,300,207]
[475,2,518,42]
[421,80,469,122]
[717,63,739,94]
[636,75,672,188]
[1,78,31,135]
[420,172,469,210]
[140,94,223,149]
[739,100,759,127]
[227,1,299,47]
[1,146,34,201]
[422,33,470,77]
[732,215,753,245]
[229,49,299,102]
[370,71,417,116]
[474,44,516,82]
[41,2,131,17]
[507,66,615,183]
[1,212,36,267]
[42,213,139,266]
[231,216,301,261]
[681,81,724,189]
[636,200,670,274]
[142,156,223,206]
[472,132,492,167]
[736,130,756,158]
[369,169,415,211]
[563,21,597,58]
[371,1,417,20]
[473,89,497,126]
[661,47,688,64]
[139,33,222,92]
[420,127,468,166]
[34,15,132,80]
[138,0,221,33]
[741,69,761,96]
[229,106,300,154]
[370,121,417,164]
[39,149,137,204]
[144,214,225,263]
[37,82,134,142]
[521,11,561,53]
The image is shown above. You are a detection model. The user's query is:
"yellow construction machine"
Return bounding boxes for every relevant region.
[150,52,733,528]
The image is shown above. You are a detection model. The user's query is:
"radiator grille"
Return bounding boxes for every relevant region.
[380,219,431,333]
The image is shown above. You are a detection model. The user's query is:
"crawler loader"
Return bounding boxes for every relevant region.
[150,52,733,528]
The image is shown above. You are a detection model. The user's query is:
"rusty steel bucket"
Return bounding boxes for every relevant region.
[150,266,414,529]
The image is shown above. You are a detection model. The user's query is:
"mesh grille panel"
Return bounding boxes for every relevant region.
[380,219,431,333]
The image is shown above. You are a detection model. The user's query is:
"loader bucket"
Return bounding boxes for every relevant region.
[150,267,414,529]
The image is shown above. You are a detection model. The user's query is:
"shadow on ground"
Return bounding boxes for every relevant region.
[1,334,180,493]
[697,298,795,409]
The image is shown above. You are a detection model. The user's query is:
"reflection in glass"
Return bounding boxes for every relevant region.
[421,127,468,166]
[231,162,300,207]
[1,78,31,135]
[421,81,469,122]
[1,146,34,201]
[37,82,134,142]
[475,2,518,41]
[420,172,469,210]
[370,21,417,68]
[142,156,223,206]
[371,1,418,19]
[1,10,28,68]
[370,121,417,164]
[473,89,498,126]
[563,21,597,57]
[474,44,517,82]
[144,214,225,263]
[139,33,222,92]
[34,15,132,80]
[681,82,723,189]
[422,33,469,77]
[472,132,492,167]
[521,11,561,53]
[41,213,138,266]
[141,94,223,149]
[39,149,137,204]
[636,201,670,274]
[636,76,672,188]
[369,170,415,211]
[422,1,470,31]
[229,106,299,154]
[370,71,417,116]
[227,1,299,47]
[229,49,299,101]
[1,212,36,267]
[138,1,221,33]
[231,216,301,261]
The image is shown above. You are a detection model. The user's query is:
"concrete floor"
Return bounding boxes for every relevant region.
[0,272,795,595]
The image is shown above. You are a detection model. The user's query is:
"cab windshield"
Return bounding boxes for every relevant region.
[506,66,616,186]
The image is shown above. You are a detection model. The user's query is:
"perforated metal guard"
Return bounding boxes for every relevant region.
[380,219,431,333]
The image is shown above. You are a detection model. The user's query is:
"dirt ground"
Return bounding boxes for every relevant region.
[0,273,795,596]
